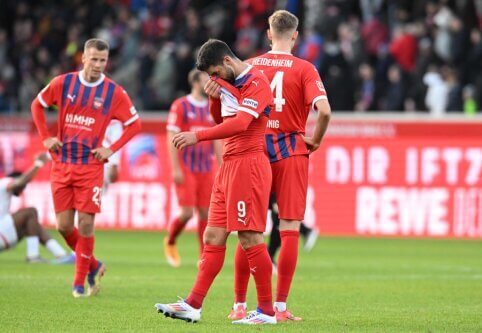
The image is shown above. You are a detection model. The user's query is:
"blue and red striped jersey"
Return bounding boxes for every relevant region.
[247,51,328,163]
[167,95,216,173]
[36,71,139,165]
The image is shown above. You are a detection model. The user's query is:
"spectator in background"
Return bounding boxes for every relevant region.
[385,65,406,111]
[1,0,482,113]
[424,66,448,116]
[355,63,376,111]
[445,67,463,112]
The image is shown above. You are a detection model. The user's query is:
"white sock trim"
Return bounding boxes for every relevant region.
[234,302,247,309]
[274,302,286,312]
[45,239,67,257]
[26,236,40,258]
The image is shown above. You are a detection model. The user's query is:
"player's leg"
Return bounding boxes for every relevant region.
[196,207,208,256]
[229,154,275,325]
[300,222,318,252]
[272,156,308,321]
[195,171,214,257]
[231,194,278,319]
[228,241,250,319]
[164,206,193,267]
[11,208,43,262]
[20,207,69,260]
[155,168,229,323]
[0,214,19,253]
[165,172,195,267]
[155,226,229,323]
[232,230,275,325]
[71,164,104,297]
[267,194,281,264]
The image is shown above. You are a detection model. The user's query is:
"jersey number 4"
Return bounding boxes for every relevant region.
[270,71,286,112]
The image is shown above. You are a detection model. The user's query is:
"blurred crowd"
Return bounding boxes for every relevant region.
[0,0,481,114]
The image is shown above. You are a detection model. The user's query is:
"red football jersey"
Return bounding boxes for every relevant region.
[248,51,327,162]
[217,66,272,158]
[167,94,216,173]
[37,71,139,165]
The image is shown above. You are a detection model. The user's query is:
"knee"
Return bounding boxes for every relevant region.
[179,208,194,222]
[279,219,301,231]
[198,209,209,221]
[238,231,264,249]
[57,223,73,236]
[26,207,38,220]
[203,229,226,246]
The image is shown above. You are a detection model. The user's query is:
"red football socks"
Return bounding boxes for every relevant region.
[197,219,207,256]
[276,230,299,303]
[245,243,274,316]
[167,218,187,245]
[186,244,226,309]
[62,228,99,272]
[234,242,250,303]
[63,228,79,251]
[74,235,94,287]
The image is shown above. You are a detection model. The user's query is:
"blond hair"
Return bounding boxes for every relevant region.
[268,10,299,37]
[84,38,109,52]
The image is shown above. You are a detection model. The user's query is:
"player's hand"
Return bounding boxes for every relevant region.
[91,147,114,162]
[172,168,184,185]
[35,152,49,164]
[301,135,321,153]
[172,132,198,150]
[43,137,63,152]
[204,79,221,99]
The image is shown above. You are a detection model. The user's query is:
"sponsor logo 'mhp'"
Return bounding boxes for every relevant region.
[242,98,258,109]
[65,113,95,127]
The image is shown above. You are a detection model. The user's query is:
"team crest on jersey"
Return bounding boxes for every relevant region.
[316,80,325,92]
[93,97,104,109]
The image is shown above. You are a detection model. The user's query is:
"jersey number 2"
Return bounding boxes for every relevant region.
[92,187,102,207]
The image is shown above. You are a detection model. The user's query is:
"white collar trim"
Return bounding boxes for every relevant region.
[268,50,292,55]
[187,94,208,107]
[236,65,252,80]
[78,70,105,87]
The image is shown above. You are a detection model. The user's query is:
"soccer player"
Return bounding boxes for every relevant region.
[164,69,221,267]
[30,38,142,297]
[154,39,276,325]
[229,10,331,321]
[0,153,72,263]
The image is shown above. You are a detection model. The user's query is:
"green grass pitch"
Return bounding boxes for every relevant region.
[0,230,481,332]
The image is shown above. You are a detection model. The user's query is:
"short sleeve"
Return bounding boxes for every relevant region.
[166,100,184,133]
[112,88,139,126]
[238,78,272,118]
[0,177,14,192]
[303,64,328,109]
[37,76,62,108]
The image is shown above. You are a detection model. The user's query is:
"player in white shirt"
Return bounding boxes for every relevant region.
[102,120,123,192]
[0,153,72,263]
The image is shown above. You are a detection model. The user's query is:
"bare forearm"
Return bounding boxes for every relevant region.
[312,99,331,143]
[167,132,181,171]
[213,140,223,164]
[12,164,41,190]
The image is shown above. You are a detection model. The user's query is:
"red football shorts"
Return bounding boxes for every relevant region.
[208,153,272,232]
[175,169,214,208]
[51,162,104,214]
[271,155,309,221]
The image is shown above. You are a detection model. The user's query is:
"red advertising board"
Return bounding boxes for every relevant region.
[1,116,481,238]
